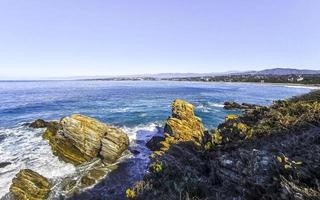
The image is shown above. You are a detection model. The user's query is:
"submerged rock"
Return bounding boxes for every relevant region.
[9,169,50,200]
[0,161,11,168]
[43,114,129,165]
[163,99,204,147]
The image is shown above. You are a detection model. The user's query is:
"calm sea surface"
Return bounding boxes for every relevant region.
[0,81,312,199]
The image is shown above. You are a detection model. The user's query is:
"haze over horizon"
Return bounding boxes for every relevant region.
[0,0,319,79]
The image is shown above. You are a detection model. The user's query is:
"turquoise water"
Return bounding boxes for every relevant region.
[0,81,312,199]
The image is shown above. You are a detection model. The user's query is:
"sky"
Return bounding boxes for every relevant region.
[0,0,319,79]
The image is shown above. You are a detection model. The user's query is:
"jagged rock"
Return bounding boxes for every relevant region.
[43,114,129,165]
[9,169,50,200]
[163,99,204,147]
[146,136,165,151]
[224,101,262,110]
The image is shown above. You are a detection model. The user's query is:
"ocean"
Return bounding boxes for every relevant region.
[0,81,312,199]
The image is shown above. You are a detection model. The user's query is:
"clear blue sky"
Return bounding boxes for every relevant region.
[0,0,319,79]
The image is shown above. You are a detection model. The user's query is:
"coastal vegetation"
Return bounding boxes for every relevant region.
[129,90,320,199]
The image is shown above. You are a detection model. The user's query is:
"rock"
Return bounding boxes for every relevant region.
[80,168,106,188]
[224,101,242,110]
[9,169,50,200]
[43,114,129,165]
[47,134,89,165]
[224,101,262,110]
[146,136,165,151]
[163,99,204,147]
[60,114,110,159]
[0,161,11,168]
[100,126,129,163]
[130,149,141,155]
[29,119,48,128]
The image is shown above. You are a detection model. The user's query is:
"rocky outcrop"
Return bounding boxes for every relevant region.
[163,99,204,146]
[29,119,48,128]
[28,119,60,130]
[148,99,204,154]
[224,101,263,110]
[43,114,129,165]
[10,169,50,200]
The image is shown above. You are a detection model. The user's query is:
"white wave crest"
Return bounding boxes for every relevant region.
[284,85,319,90]
[208,102,224,108]
[0,126,75,198]
[120,122,162,142]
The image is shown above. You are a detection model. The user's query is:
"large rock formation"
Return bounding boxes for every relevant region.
[43,114,129,165]
[9,169,50,200]
[164,99,204,146]
[149,99,205,153]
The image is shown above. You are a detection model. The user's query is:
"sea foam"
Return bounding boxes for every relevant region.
[0,126,75,198]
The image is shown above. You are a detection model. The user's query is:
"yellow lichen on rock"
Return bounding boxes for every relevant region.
[163,99,205,148]
[225,114,238,121]
[126,188,137,199]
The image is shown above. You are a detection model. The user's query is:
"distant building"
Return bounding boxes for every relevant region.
[297,77,304,82]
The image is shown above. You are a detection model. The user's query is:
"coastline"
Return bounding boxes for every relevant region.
[1,79,319,89]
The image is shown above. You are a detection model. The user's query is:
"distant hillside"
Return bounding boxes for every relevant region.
[73,68,320,81]
[244,68,320,75]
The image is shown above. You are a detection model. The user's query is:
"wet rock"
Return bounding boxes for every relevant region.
[0,161,11,168]
[9,169,50,200]
[28,119,48,128]
[80,168,107,188]
[62,179,77,193]
[130,149,141,155]
[0,134,5,143]
[146,136,165,151]
[163,99,204,147]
